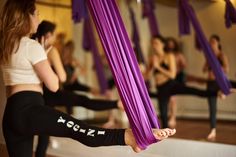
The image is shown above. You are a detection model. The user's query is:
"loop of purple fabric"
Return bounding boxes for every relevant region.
[86,0,160,149]
[71,0,108,93]
[83,19,109,94]
[225,0,236,28]
[178,0,232,94]
[71,0,88,23]
[142,0,160,36]
[82,18,91,51]
[129,7,146,64]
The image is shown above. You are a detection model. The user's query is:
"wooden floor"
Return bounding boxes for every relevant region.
[1,118,236,157]
[173,118,236,145]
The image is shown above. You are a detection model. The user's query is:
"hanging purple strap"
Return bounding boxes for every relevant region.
[225,0,236,28]
[129,7,146,64]
[83,19,109,94]
[194,33,202,51]
[82,19,91,51]
[71,0,88,23]
[142,0,160,36]
[142,0,155,17]
[178,0,190,35]
[86,0,160,149]
[178,0,231,94]
[72,0,108,93]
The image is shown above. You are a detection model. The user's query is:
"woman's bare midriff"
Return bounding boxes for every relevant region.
[6,84,43,98]
[155,74,170,86]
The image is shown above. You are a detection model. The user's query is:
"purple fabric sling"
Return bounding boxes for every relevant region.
[142,0,160,36]
[129,7,146,64]
[82,20,91,51]
[86,0,160,149]
[72,1,108,93]
[83,19,109,94]
[71,0,88,23]
[225,0,236,28]
[178,0,231,94]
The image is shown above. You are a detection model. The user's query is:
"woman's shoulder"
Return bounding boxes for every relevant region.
[21,37,43,49]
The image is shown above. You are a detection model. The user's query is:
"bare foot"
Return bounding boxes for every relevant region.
[207,128,216,141]
[102,120,116,128]
[125,128,176,153]
[230,88,236,93]
[218,91,226,100]
[168,116,176,129]
[117,100,124,111]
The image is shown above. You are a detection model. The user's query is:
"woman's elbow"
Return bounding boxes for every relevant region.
[170,73,176,79]
[51,84,59,92]
[59,74,67,83]
[47,77,59,92]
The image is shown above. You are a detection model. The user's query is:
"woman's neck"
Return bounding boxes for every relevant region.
[156,49,165,57]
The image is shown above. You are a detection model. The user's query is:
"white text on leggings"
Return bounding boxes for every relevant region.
[57,116,106,136]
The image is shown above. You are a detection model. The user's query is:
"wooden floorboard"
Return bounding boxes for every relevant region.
[173,118,236,145]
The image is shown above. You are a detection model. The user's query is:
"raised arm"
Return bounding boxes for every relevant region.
[153,54,176,79]
[48,47,67,83]
[34,60,59,92]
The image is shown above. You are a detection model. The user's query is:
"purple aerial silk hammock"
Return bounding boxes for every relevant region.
[86,0,160,149]
[71,0,108,93]
[178,0,231,95]
[82,19,91,51]
[195,33,202,51]
[225,0,236,28]
[142,0,160,36]
[129,7,146,64]
[83,19,109,94]
[71,0,88,23]
[142,0,155,17]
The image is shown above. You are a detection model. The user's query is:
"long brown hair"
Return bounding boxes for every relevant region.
[0,0,36,64]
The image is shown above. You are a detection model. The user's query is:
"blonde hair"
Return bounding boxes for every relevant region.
[0,0,36,64]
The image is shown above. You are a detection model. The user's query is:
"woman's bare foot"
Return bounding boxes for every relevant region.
[168,116,176,129]
[117,100,124,111]
[102,120,116,128]
[207,128,216,141]
[218,91,226,100]
[230,88,236,93]
[125,128,176,153]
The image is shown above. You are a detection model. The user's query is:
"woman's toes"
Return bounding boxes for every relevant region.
[133,146,142,153]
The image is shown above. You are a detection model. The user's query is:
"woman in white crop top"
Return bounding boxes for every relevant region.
[0,0,176,156]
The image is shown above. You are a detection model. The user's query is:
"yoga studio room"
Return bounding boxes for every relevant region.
[0,0,236,157]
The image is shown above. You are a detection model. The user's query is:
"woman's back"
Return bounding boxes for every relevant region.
[2,37,48,97]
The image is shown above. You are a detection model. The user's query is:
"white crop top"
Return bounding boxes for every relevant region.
[1,37,47,86]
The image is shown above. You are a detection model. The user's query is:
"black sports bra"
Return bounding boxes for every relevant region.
[153,62,170,75]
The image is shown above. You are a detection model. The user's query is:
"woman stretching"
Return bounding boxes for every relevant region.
[33,20,127,157]
[0,0,176,156]
[147,35,221,128]
[203,34,230,141]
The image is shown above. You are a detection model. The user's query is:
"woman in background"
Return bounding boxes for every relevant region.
[61,40,99,94]
[203,34,229,141]
[147,35,221,128]
[165,37,187,128]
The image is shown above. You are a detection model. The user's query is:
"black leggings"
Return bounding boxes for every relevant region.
[207,81,219,129]
[63,81,91,92]
[230,80,236,88]
[35,88,119,157]
[206,80,236,129]
[156,80,217,128]
[43,87,118,114]
[3,91,125,157]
